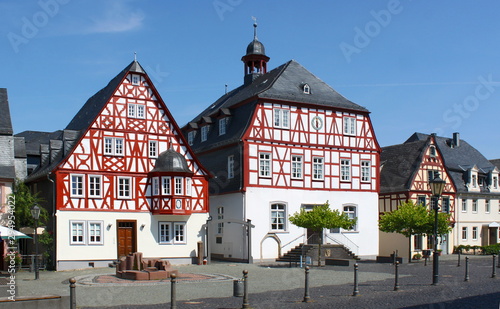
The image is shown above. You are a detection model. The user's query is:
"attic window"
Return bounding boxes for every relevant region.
[132,75,139,85]
[429,146,436,157]
[303,84,311,94]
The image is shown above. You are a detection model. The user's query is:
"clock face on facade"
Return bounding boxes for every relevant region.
[311,116,323,130]
[175,199,182,209]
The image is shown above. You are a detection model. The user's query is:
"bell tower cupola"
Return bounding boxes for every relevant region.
[241,21,270,85]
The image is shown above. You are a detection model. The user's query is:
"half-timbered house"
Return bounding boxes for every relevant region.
[380,132,500,260]
[24,61,210,270]
[182,25,381,262]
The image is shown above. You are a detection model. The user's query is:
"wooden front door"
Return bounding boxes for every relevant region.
[117,221,137,258]
[307,228,320,244]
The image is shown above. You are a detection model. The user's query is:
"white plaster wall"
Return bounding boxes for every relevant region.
[56,210,208,267]
[244,188,379,260]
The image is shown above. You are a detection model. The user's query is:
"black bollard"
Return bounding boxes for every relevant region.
[394,261,400,291]
[170,273,177,309]
[457,252,461,267]
[353,263,359,296]
[464,257,469,282]
[303,266,311,303]
[69,278,76,309]
[498,251,500,268]
[242,270,250,309]
[492,255,497,278]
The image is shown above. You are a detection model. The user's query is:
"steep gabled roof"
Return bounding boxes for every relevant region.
[0,88,13,135]
[65,61,146,131]
[185,60,369,154]
[406,132,496,193]
[380,139,428,193]
[189,60,368,124]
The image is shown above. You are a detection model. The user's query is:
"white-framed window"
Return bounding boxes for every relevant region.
[88,221,103,245]
[461,227,468,240]
[162,177,171,195]
[88,175,101,198]
[217,207,224,234]
[104,137,124,156]
[343,117,356,135]
[185,178,191,196]
[159,222,171,243]
[429,145,437,157]
[228,155,235,179]
[201,126,209,142]
[485,200,490,213]
[461,199,467,212]
[219,118,227,136]
[259,153,271,177]
[188,131,195,146]
[128,103,145,119]
[131,75,140,85]
[312,157,324,180]
[159,222,186,244]
[174,222,186,243]
[273,108,290,129]
[493,176,498,189]
[343,205,357,231]
[340,159,351,182]
[303,84,310,94]
[152,177,159,196]
[472,174,477,188]
[71,174,84,197]
[361,160,371,182]
[291,155,303,179]
[174,177,183,195]
[117,177,132,199]
[149,140,158,158]
[70,221,85,244]
[472,226,478,240]
[472,199,478,213]
[270,203,286,231]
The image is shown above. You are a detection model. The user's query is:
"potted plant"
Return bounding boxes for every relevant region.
[436,249,442,256]
[412,253,422,260]
[4,251,22,269]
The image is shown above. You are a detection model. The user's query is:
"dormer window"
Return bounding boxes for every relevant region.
[219,118,228,136]
[201,126,209,142]
[188,131,196,145]
[303,84,311,94]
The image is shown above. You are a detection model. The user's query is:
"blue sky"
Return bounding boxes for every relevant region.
[2,1,500,159]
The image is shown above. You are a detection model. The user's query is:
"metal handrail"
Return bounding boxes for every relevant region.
[325,232,359,256]
[280,233,305,251]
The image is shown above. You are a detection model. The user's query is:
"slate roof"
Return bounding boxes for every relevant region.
[489,159,500,169]
[185,60,369,154]
[66,60,146,131]
[380,139,429,193]
[382,132,497,194]
[16,130,63,156]
[0,88,13,135]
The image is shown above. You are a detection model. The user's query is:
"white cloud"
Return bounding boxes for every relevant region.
[83,2,145,34]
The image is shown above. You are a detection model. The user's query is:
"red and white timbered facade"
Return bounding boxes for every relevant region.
[37,62,210,270]
[244,102,379,192]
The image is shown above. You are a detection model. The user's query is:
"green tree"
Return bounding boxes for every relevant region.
[379,200,452,261]
[10,180,48,228]
[289,201,356,266]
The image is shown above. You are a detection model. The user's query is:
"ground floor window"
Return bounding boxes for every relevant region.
[461,227,468,240]
[270,203,286,231]
[159,222,186,244]
[414,235,423,250]
[70,220,103,245]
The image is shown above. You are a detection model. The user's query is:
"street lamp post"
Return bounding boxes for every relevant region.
[429,172,445,285]
[31,204,40,280]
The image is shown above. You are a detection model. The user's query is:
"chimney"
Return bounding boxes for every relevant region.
[453,132,460,148]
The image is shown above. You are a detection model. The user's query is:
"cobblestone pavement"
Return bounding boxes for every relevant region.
[7,254,500,308]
